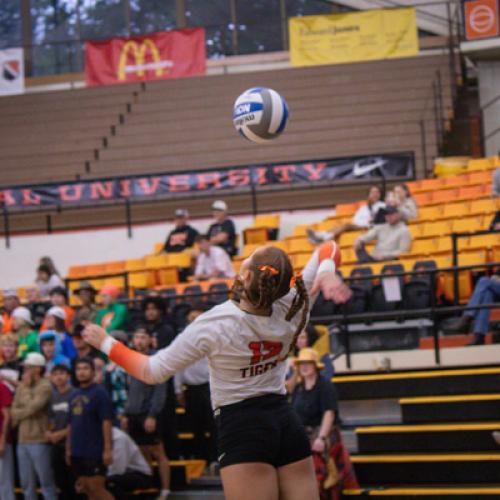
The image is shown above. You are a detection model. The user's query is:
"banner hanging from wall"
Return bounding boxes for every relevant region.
[289,8,419,67]
[0,48,24,96]
[463,0,500,41]
[85,28,206,86]
[0,153,414,210]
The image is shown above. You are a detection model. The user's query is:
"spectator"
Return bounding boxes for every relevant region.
[72,282,98,328]
[43,306,77,361]
[11,352,57,500]
[443,275,500,345]
[26,286,50,331]
[174,305,217,466]
[163,208,199,253]
[40,287,75,333]
[36,264,65,298]
[1,289,20,333]
[95,284,128,332]
[103,359,129,422]
[106,427,154,498]
[123,327,170,500]
[393,184,418,222]
[354,205,412,263]
[207,200,237,257]
[39,257,61,279]
[307,186,385,244]
[296,325,335,379]
[11,306,38,359]
[142,296,176,349]
[0,379,14,500]
[47,364,78,500]
[39,331,71,374]
[194,234,235,281]
[72,324,100,361]
[0,334,22,391]
[67,357,114,500]
[493,167,500,198]
[93,357,106,385]
[291,348,358,500]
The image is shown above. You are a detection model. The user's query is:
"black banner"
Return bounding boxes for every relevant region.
[0,153,414,210]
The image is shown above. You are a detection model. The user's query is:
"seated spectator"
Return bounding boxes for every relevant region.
[95,284,128,332]
[0,378,14,500]
[26,286,51,330]
[0,334,22,391]
[72,282,98,328]
[493,167,500,198]
[36,264,65,298]
[291,348,358,499]
[1,289,20,333]
[307,186,385,244]
[208,200,237,257]
[194,234,235,281]
[11,352,57,499]
[142,296,176,349]
[39,331,71,374]
[163,208,199,253]
[393,184,418,222]
[39,256,61,280]
[106,427,154,498]
[43,306,77,361]
[354,206,412,263]
[443,275,500,345]
[11,306,38,359]
[40,287,75,333]
[47,364,78,500]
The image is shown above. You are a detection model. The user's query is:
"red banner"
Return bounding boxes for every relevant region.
[85,28,206,87]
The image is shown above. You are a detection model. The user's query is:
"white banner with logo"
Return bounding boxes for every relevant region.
[0,48,24,96]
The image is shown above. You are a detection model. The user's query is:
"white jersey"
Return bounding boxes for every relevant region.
[148,249,327,409]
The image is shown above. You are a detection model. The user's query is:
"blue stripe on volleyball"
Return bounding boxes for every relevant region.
[276,99,288,134]
[233,101,263,118]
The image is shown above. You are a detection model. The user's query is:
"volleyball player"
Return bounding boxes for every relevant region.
[83,241,350,500]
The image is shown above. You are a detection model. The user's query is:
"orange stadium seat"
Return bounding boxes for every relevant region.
[412,192,432,206]
[242,244,260,258]
[466,233,500,250]
[408,224,424,239]
[413,178,445,193]
[85,264,107,277]
[153,242,164,254]
[467,157,495,171]
[287,238,314,254]
[167,253,192,268]
[430,189,458,205]
[457,185,486,201]
[292,224,309,237]
[441,202,468,219]
[145,255,170,269]
[417,206,442,222]
[442,174,468,189]
[105,261,125,273]
[338,231,364,248]
[469,198,498,215]
[451,216,483,234]
[468,170,493,185]
[253,214,280,229]
[157,267,179,286]
[125,258,146,272]
[422,221,452,238]
[68,265,88,278]
[335,202,359,217]
[404,239,436,257]
[243,227,269,245]
[292,253,312,270]
[129,271,155,289]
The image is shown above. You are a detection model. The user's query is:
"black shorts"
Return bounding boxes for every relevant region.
[71,457,107,478]
[128,414,162,446]
[215,393,311,469]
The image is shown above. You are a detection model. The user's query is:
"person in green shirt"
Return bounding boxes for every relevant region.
[95,284,128,333]
[11,307,39,359]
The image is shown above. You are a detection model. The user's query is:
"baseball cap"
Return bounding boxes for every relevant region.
[73,282,97,295]
[12,306,34,326]
[212,200,227,211]
[3,289,18,299]
[100,284,120,299]
[384,205,399,215]
[24,352,46,368]
[47,306,66,320]
[174,208,189,218]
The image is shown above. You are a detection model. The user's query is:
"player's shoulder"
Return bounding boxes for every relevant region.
[194,300,242,323]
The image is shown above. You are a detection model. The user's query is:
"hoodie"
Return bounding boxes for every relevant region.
[39,331,70,373]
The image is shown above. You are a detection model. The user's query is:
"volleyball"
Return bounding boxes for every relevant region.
[233,87,289,143]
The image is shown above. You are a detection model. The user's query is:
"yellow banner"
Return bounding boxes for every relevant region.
[289,8,418,67]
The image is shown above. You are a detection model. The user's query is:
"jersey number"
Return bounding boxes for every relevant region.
[248,341,283,365]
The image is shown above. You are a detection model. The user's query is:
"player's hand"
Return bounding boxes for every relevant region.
[103,448,113,466]
[312,437,325,453]
[144,416,156,434]
[82,324,109,351]
[311,272,352,304]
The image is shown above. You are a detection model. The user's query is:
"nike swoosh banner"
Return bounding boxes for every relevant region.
[0,152,414,210]
[85,28,206,87]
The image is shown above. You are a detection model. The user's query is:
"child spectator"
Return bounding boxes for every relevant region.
[25,286,50,330]
[39,331,71,374]
[72,282,98,327]
[393,184,418,222]
[123,326,170,499]
[47,364,78,500]
[95,284,128,332]
[11,306,38,359]
[67,357,114,500]
[208,200,237,257]
[0,334,22,391]
[11,352,57,499]
[142,296,176,349]
[163,208,199,253]
[43,306,77,361]
[194,234,235,280]
[40,287,75,333]
[1,289,20,333]
[36,264,64,298]
[0,379,14,500]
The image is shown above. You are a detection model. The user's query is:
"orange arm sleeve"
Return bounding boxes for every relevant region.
[108,342,151,382]
[318,241,341,268]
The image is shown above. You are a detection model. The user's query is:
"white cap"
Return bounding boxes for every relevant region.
[47,306,66,320]
[3,289,18,299]
[212,200,227,211]
[12,307,34,326]
[24,352,46,367]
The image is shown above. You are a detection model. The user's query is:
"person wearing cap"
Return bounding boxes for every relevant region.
[353,204,412,263]
[43,306,77,361]
[0,377,15,500]
[208,200,237,257]
[39,331,71,375]
[96,284,128,333]
[291,348,358,499]
[72,282,98,328]
[194,234,236,281]
[11,352,57,499]
[11,306,39,359]
[40,287,75,333]
[162,208,199,254]
[2,289,20,334]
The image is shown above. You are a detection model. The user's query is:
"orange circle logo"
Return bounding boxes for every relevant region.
[470,5,495,33]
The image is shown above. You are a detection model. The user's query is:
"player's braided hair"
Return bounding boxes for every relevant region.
[232,246,309,361]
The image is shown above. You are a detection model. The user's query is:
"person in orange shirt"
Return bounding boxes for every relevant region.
[40,287,74,333]
[2,290,20,334]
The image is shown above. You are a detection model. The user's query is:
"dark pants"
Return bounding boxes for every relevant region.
[185,383,217,463]
[52,445,75,500]
[355,244,395,264]
[162,380,179,459]
[106,471,155,497]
